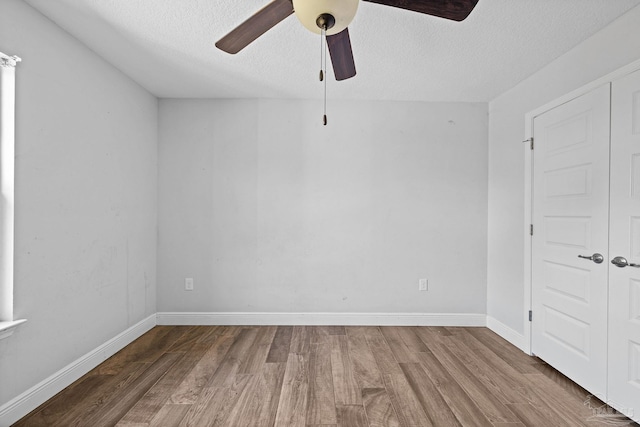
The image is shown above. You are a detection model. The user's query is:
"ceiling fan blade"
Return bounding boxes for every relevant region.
[216,0,294,54]
[326,28,356,81]
[362,0,478,21]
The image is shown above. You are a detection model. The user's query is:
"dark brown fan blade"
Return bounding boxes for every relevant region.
[216,0,294,54]
[362,0,478,21]
[326,28,356,81]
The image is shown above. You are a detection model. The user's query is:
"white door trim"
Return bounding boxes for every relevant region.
[523,57,640,356]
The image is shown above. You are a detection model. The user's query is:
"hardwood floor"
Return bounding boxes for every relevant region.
[13,326,638,427]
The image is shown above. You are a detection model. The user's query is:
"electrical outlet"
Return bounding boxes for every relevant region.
[185,278,194,291]
[419,278,428,291]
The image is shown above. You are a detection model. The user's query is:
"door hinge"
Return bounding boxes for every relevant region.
[530,224,534,236]
[523,138,534,150]
[529,310,532,322]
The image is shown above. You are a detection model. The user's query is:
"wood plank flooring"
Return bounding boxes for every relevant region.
[13,326,638,427]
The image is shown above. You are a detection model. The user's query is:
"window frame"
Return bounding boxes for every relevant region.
[0,52,25,339]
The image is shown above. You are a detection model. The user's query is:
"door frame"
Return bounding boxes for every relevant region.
[522,57,640,356]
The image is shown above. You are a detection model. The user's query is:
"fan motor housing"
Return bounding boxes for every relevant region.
[292,0,359,35]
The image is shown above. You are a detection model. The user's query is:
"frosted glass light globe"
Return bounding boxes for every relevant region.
[292,0,359,35]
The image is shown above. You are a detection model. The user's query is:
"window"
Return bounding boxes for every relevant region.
[0,52,25,339]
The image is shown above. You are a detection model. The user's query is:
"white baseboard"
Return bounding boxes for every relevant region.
[0,314,157,427]
[486,315,527,352]
[156,311,487,327]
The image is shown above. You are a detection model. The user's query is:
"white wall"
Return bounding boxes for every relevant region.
[487,5,640,335]
[158,99,488,315]
[0,0,158,407]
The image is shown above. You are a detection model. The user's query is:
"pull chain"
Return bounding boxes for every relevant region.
[320,27,327,126]
[324,30,327,126]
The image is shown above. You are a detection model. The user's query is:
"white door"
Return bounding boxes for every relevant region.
[608,69,640,419]
[531,84,611,396]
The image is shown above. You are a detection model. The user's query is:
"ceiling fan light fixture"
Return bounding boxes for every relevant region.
[292,0,359,35]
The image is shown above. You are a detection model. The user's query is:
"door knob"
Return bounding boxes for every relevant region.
[578,253,604,264]
[611,256,640,268]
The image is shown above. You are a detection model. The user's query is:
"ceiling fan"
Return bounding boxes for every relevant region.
[215,0,479,81]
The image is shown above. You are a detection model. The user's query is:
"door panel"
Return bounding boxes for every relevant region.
[608,68,640,419]
[532,84,611,396]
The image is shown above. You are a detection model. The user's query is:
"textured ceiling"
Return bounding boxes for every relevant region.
[23,0,640,101]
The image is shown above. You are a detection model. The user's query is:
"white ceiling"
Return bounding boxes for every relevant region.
[23,0,640,102]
